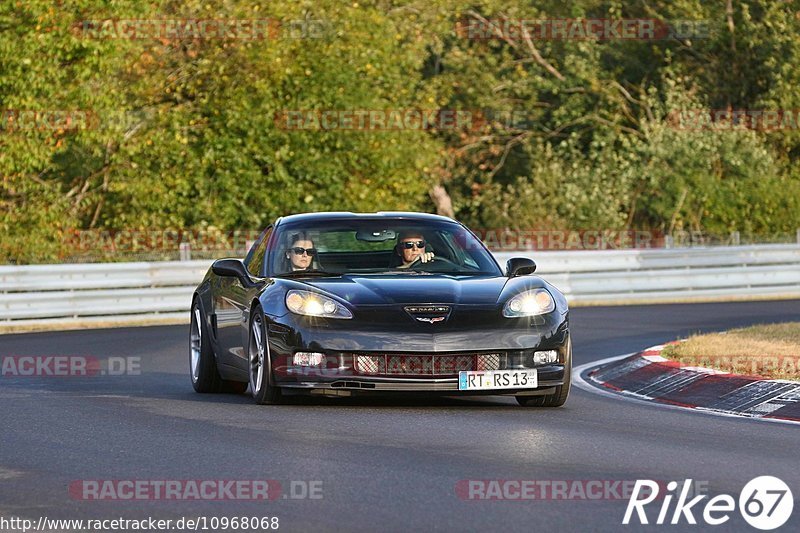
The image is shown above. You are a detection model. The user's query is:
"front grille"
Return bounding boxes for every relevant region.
[353,353,503,376]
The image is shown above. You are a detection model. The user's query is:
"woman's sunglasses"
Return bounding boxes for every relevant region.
[400,241,426,249]
[290,247,317,256]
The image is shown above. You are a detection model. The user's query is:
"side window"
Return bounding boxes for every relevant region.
[245,227,272,277]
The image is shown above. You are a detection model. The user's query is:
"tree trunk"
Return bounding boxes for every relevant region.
[429,184,455,219]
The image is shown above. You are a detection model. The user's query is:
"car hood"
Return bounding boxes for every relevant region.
[302,274,510,306]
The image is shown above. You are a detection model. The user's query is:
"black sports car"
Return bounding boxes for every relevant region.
[190,212,571,406]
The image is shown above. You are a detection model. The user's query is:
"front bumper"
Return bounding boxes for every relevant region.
[273,349,568,396]
[266,307,569,394]
[278,373,565,397]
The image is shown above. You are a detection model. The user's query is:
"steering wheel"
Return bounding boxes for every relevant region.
[408,255,459,271]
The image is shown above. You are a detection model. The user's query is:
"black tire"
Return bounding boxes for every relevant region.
[248,308,283,405]
[190,299,248,394]
[517,336,572,407]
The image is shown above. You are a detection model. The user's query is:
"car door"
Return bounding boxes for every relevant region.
[213,226,272,371]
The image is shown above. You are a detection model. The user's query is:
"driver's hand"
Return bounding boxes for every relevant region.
[419,251,435,263]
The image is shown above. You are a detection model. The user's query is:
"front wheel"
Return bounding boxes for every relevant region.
[248,309,283,405]
[517,336,572,407]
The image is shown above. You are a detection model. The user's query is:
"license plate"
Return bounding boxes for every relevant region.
[458,369,538,391]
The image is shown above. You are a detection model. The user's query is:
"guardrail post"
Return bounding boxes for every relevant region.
[179,242,191,261]
[730,231,740,246]
[664,235,673,249]
[797,228,800,245]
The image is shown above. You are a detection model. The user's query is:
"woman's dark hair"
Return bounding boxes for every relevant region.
[280,231,317,272]
[288,232,313,246]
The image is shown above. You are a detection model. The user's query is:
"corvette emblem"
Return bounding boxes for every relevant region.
[415,316,446,323]
[405,305,451,324]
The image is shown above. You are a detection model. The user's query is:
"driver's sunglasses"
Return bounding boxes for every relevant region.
[290,247,317,256]
[401,240,426,249]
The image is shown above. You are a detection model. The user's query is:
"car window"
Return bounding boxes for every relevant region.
[316,231,396,252]
[245,226,272,277]
[271,219,501,276]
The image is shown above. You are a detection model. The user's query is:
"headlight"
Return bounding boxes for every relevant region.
[285,290,353,319]
[533,350,558,364]
[503,289,555,317]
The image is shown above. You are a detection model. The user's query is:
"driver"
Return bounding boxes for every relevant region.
[283,233,317,272]
[393,231,434,268]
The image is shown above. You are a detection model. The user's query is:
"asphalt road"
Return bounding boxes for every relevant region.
[1,300,799,532]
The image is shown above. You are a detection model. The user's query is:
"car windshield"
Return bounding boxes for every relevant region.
[270,218,502,276]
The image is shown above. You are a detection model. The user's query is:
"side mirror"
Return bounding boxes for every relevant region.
[506,257,537,277]
[212,258,255,286]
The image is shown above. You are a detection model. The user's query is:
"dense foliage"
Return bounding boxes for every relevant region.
[2,0,799,262]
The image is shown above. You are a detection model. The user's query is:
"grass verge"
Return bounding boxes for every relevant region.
[661,322,800,381]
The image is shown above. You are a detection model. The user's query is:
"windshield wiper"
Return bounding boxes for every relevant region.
[276,269,343,278]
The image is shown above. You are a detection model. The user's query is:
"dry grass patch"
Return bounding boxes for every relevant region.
[661,322,800,381]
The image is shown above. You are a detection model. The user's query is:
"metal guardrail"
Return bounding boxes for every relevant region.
[0,262,206,323]
[495,243,800,304]
[1,244,799,326]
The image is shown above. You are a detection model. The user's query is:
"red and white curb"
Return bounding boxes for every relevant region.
[573,344,800,425]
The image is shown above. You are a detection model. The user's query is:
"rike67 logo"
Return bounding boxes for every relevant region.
[624,476,793,530]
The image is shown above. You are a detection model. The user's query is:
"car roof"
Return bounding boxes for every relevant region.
[276,211,457,226]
